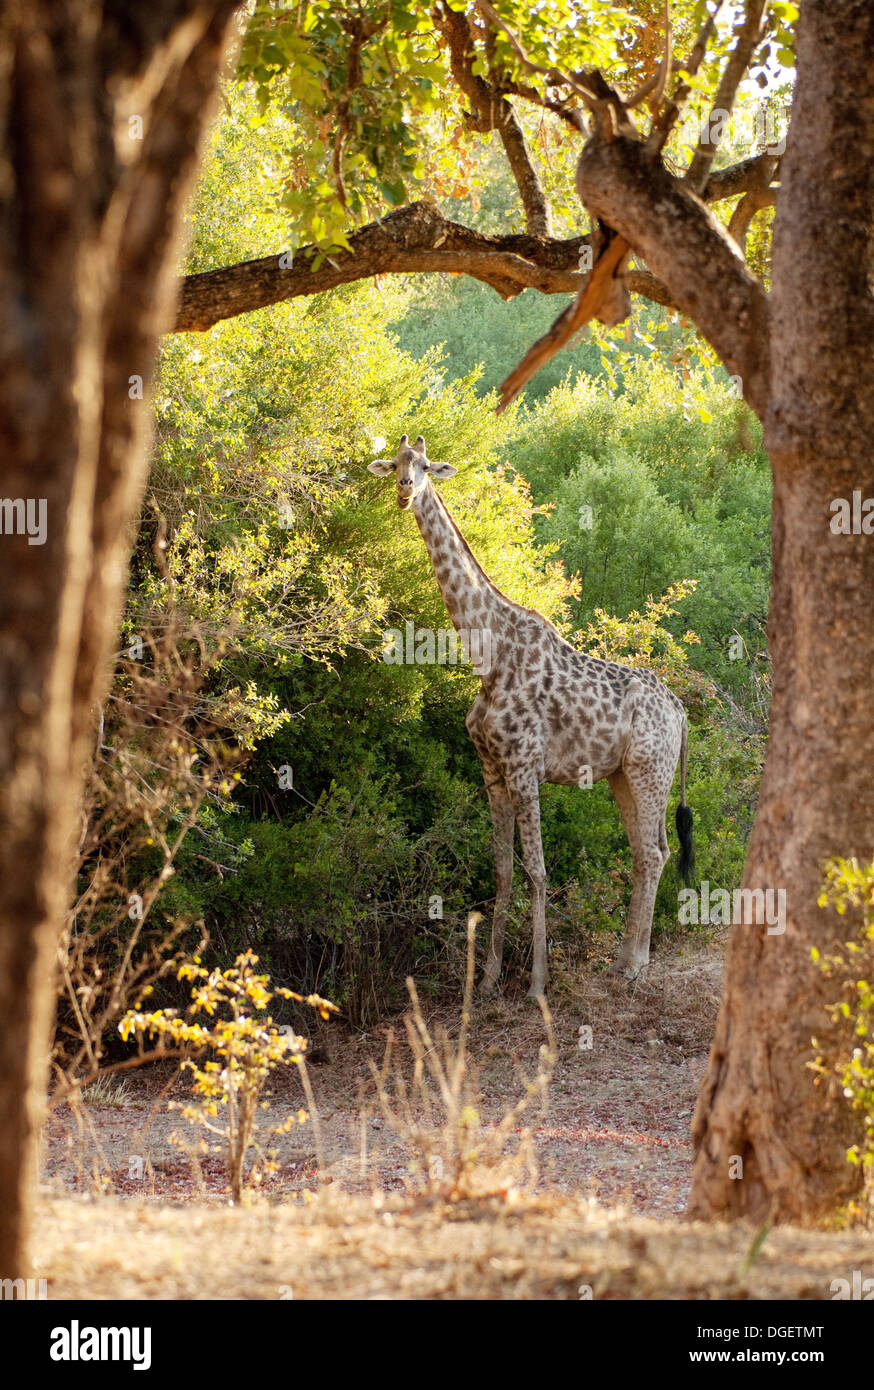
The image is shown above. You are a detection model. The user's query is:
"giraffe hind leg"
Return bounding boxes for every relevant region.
[608,767,671,979]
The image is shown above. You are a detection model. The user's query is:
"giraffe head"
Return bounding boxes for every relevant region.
[368,434,457,511]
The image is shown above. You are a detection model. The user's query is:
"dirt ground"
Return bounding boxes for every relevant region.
[41,936,721,1212]
[33,936,874,1299]
[34,1186,874,1301]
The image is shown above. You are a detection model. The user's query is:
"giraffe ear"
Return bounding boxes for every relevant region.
[428,461,457,479]
[368,459,395,476]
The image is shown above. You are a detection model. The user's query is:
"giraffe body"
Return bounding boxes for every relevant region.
[369,436,693,993]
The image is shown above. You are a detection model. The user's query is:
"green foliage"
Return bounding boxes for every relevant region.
[390,278,604,401]
[232,0,785,251]
[581,581,708,704]
[235,0,654,248]
[76,45,781,1030]
[117,94,577,1023]
[504,359,771,699]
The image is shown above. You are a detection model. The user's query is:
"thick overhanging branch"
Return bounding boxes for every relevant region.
[575,134,771,418]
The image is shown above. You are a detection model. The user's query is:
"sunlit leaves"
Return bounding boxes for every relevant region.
[581,580,707,702]
[120,949,336,1202]
[237,1,446,249]
[231,0,794,249]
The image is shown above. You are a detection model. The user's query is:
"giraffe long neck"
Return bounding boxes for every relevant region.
[412,481,513,654]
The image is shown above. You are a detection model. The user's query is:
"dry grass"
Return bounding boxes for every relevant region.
[36,933,873,1301]
[366,914,555,1198]
[40,936,729,1216]
[32,1187,874,1300]
[78,1077,135,1108]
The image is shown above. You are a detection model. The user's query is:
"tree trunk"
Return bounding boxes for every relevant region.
[0,0,238,1278]
[689,0,874,1221]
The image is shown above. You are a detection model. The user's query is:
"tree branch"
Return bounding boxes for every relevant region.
[686,0,769,193]
[727,186,774,249]
[175,202,598,331]
[623,266,674,309]
[433,2,552,236]
[174,143,778,338]
[645,0,730,157]
[703,152,780,202]
[576,134,771,417]
[475,0,605,119]
[726,152,779,248]
[497,228,630,412]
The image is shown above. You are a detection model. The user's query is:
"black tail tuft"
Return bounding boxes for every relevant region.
[675,802,695,886]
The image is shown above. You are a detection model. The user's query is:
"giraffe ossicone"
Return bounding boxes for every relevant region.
[369,433,695,994]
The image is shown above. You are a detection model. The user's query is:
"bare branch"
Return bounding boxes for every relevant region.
[686,1,769,194]
[496,230,631,412]
[433,2,552,236]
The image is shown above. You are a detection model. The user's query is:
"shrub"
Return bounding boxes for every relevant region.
[120,950,336,1204]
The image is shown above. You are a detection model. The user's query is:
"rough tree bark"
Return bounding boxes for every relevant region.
[566,0,874,1222]
[687,0,874,1221]
[0,0,239,1278]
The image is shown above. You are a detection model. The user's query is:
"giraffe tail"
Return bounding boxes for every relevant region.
[675,713,695,886]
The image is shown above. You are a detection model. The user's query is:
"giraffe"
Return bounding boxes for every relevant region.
[368,434,695,996]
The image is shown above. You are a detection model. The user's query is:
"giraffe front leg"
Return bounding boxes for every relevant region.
[511,782,548,1000]
[481,767,514,997]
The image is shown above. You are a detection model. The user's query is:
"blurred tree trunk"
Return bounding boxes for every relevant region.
[0,0,239,1277]
[688,0,874,1220]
